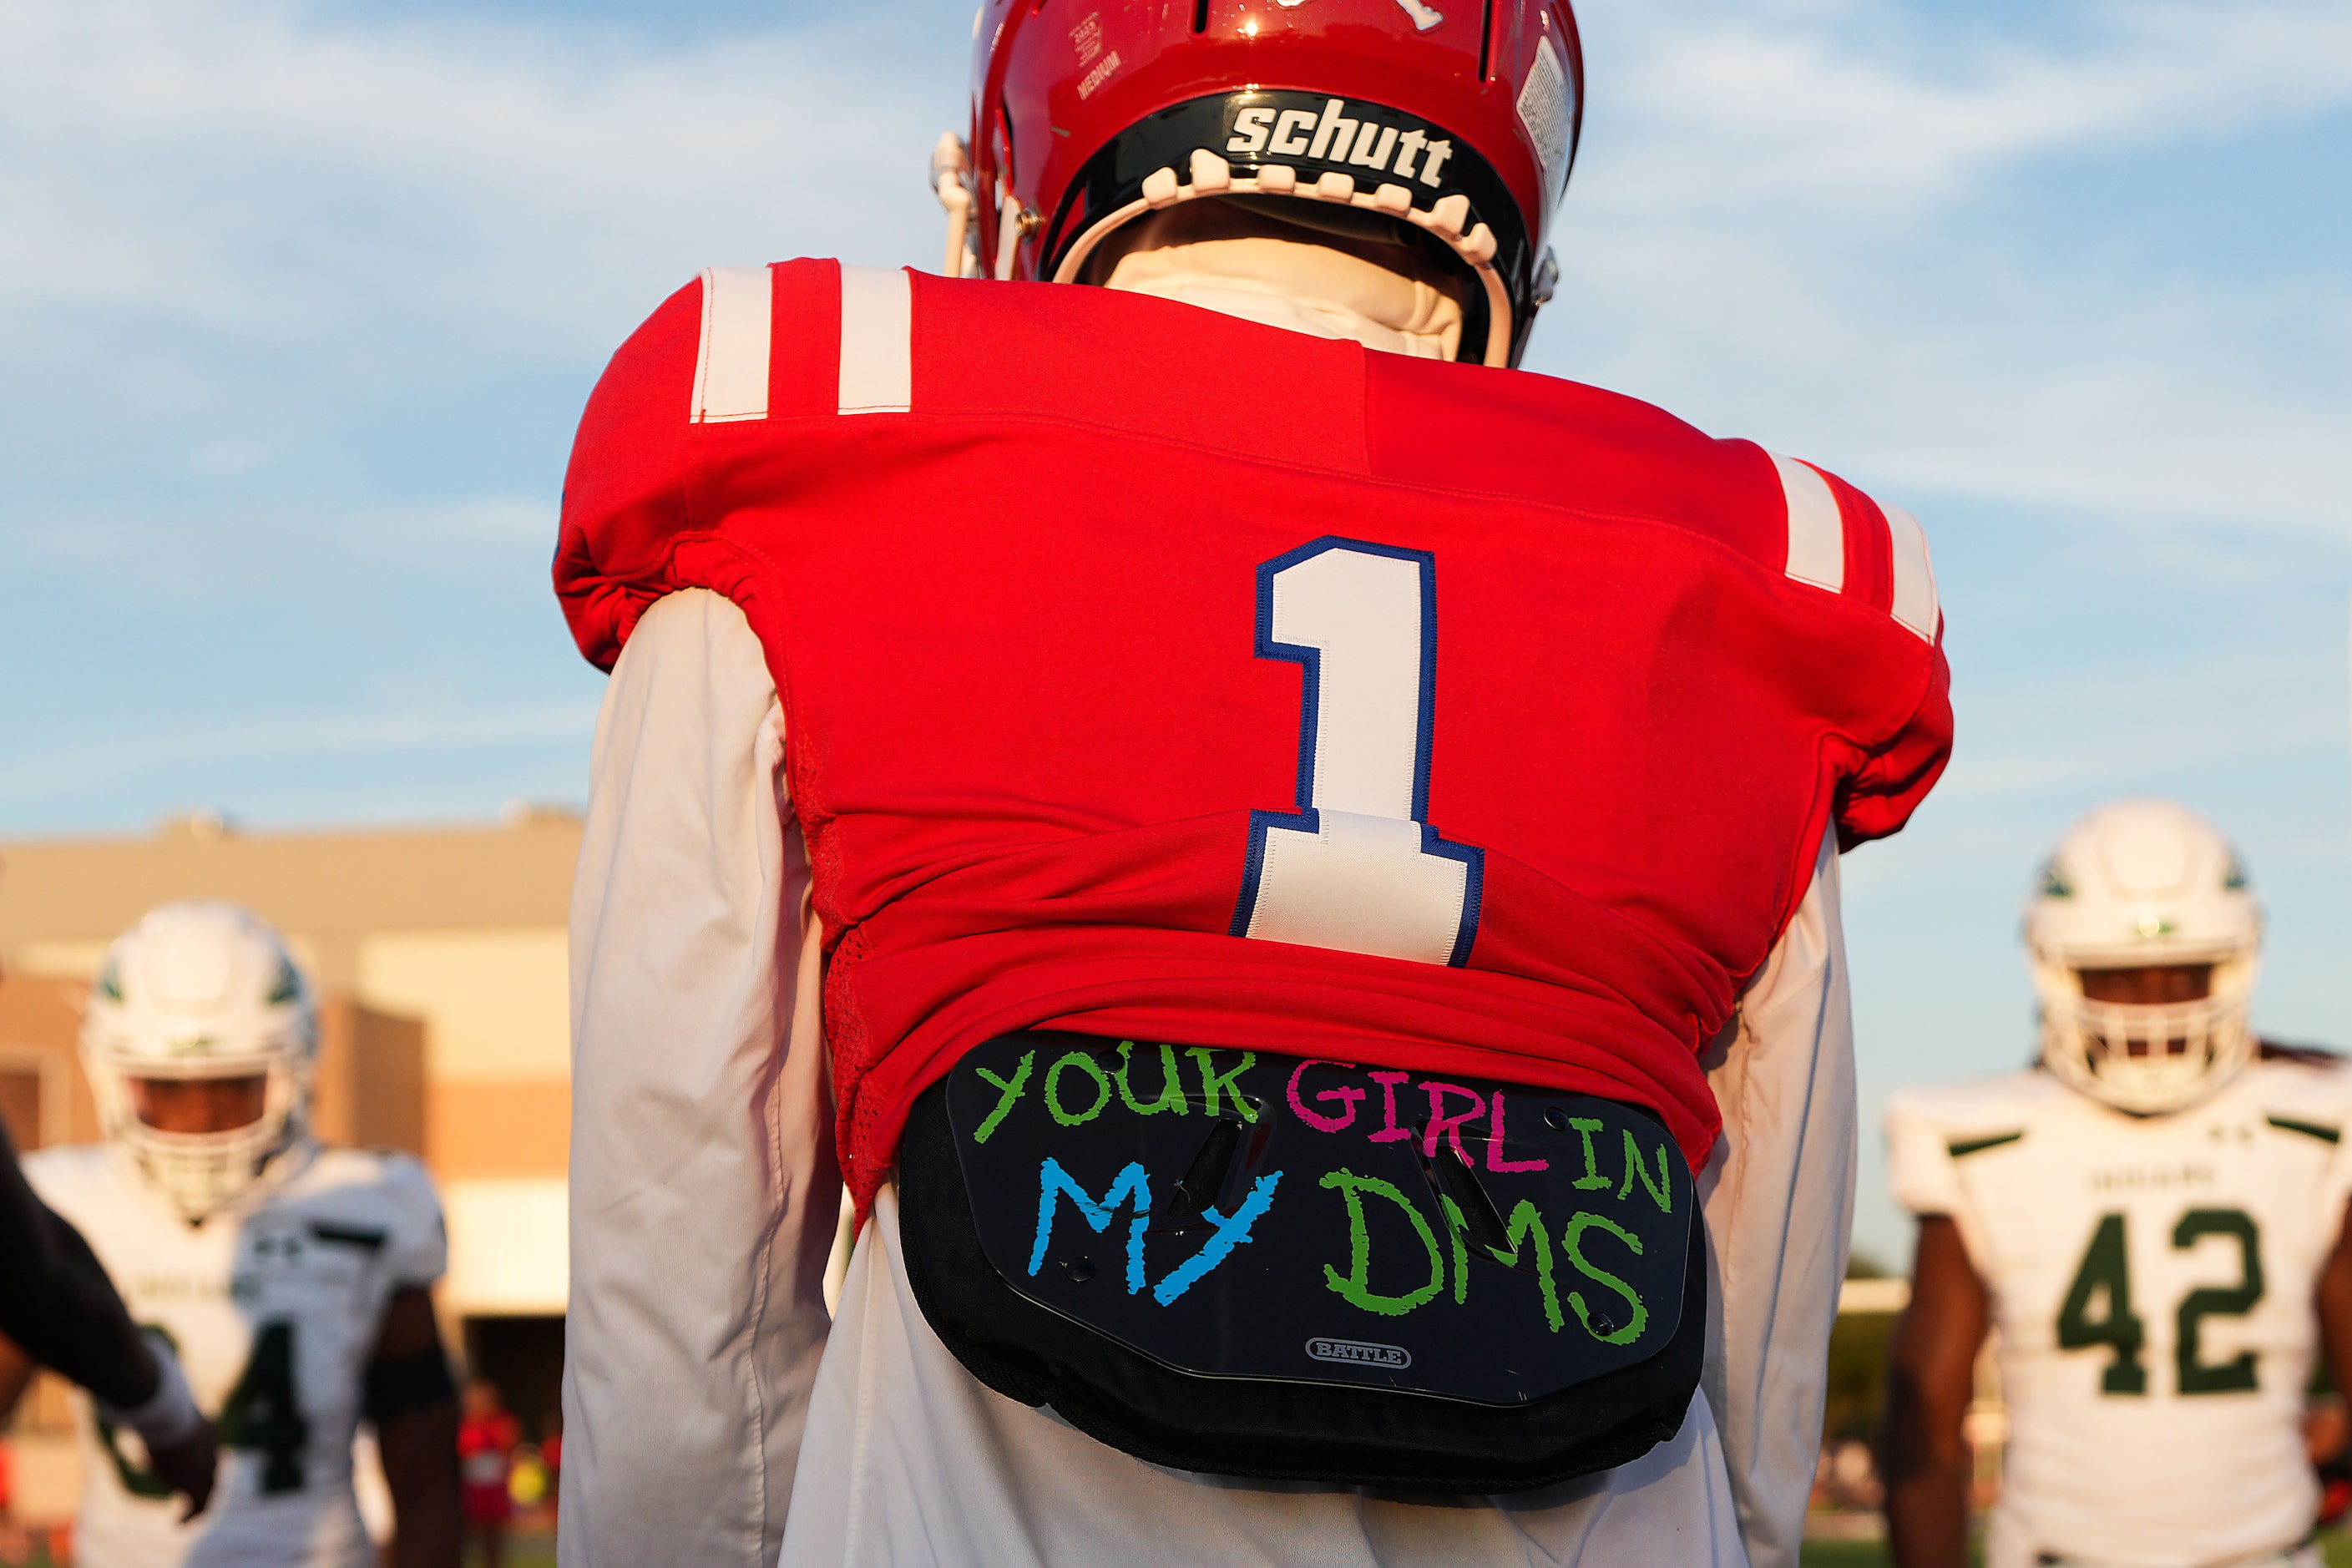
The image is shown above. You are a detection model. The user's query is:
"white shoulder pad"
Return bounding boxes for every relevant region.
[18,1141,113,1211]
[1884,1074,2043,1218]
[372,1151,448,1289]
[2247,1060,2352,1242]
[2248,1055,2352,1129]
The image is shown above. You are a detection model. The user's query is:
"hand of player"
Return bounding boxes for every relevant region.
[145,1416,221,1521]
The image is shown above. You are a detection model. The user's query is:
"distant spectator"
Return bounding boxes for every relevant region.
[458,1379,519,1568]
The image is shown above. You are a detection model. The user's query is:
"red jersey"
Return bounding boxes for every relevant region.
[557,261,1951,1206]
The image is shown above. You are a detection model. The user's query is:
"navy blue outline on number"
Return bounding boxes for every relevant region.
[1228,536,1485,967]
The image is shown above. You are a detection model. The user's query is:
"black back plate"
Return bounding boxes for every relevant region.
[945,1030,1693,1407]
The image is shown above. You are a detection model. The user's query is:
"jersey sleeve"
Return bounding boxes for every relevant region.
[377,1153,448,1290]
[1778,457,1953,853]
[555,277,701,670]
[1834,650,1952,851]
[556,260,848,673]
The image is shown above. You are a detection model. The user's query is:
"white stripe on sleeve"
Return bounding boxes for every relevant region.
[690,266,774,424]
[1881,503,1939,640]
[837,266,913,415]
[1769,453,1844,594]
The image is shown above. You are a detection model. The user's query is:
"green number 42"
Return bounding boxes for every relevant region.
[2056,1208,2263,1397]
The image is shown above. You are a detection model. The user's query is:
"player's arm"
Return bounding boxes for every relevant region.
[2319,1194,2352,1405]
[0,1121,218,1517]
[562,587,840,1568]
[0,1326,31,1419]
[1694,464,1949,1565]
[1882,1214,1989,1568]
[366,1287,460,1568]
[0,1120,158,1407]
[1697,834,1860,1568]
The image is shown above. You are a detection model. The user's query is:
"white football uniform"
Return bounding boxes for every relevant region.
[23,1141,446,1568]
[1889,1061,2352,1568]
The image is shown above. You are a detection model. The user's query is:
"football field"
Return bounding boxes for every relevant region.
[1799,1536,2352,1567]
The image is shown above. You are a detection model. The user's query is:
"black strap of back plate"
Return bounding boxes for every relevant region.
[898,1030,1706,1495]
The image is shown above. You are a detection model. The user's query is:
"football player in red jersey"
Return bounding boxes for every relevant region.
[552,4,1952,1565]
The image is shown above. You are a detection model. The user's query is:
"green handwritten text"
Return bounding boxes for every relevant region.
[1045,1051,1111,1126]
[972,1051,1035,1144]
[1188,1048,1259,1122]
[1111,1041,1189,1116]
[1319,1168,1444,1317]
[1616,1131,1673,1214]
[1563,1211,1648,1345]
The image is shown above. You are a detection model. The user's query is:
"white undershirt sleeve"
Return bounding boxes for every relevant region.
[559,589,841,1568]
[1698,834,1857,1568]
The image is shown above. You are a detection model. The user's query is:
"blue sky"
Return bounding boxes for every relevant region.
[3,0,2348,1257]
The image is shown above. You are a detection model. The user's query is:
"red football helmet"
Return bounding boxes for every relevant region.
[935,0,1583,368]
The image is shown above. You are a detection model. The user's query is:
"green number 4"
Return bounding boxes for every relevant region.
[220,1319,311,1495]
[2056,1209,2263,1397]
[98,1328,180,1500]
[101,1319,310,1500]
[2056,1213,2147,1393]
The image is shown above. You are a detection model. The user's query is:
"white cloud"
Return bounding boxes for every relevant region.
[1595,0,2352,212]
[1546,0,2352,535]
[3,0,2344,543]
[189,438,271,477]
[1947,649,2339,801]
[0,0,963,359]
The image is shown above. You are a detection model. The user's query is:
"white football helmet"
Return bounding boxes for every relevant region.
[2025,799,2260,1115]
[82,900,317,1221]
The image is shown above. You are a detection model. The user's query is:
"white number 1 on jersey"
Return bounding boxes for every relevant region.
[1230,538,1484,967]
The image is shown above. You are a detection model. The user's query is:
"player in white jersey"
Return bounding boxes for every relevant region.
[1883,800,2352,1568]
[0,901,463,1568]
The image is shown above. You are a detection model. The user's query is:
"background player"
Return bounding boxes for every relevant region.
[1884,798,2352,1568]
[0,899,463,1568]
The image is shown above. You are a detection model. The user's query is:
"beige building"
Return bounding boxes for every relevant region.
[0,807,580,1515]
